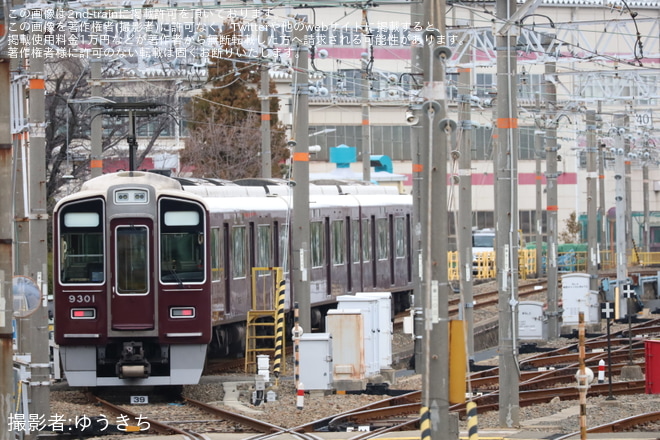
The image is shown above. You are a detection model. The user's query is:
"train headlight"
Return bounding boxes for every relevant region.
[170,307,196,318]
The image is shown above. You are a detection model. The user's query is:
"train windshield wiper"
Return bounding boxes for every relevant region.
[170,261,183,287]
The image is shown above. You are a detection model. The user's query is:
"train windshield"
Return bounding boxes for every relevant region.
[59,199,104,284]
[159,198,205,284]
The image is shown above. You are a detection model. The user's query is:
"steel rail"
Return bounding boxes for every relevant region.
[554,410,660,439]
[85,392,189,436]
[183,397,284,433]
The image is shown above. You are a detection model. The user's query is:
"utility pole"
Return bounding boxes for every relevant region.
[456,50,474,363]
[642,138,650,252]
[0,10,13,440]
[586,110,599,293]
[624,115,632,253]
[495,0,519,426]
[612,114,628,316]
[544,49,560,341]
[90,52,103,178]
[409,2,424,374]
[361,10,371,183]
[290,20,311,333]
[27,12,51,425]
[598,104,607,254]
[260,22,271,179]
[534,130,545,278]
[418,0,455,437]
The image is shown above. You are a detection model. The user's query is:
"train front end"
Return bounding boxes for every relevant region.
[53,172,211,386]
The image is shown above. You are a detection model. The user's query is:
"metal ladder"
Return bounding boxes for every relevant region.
[244,267,286,375]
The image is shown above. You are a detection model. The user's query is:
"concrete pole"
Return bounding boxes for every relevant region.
[361,12,371,183]
[456,53,474,362]
[418,0,454,436]
[27,16,51,425]
[495,0,519,427]
[361,65,371,182]
[598,118,607,255]
[0,43,13,440]
[260,25,271,179]
[544,57,560,341]
[409,2,424,374]
[291,21,311,333]
[623,116,632,253]
[613,114,628,315]
[586,110,599,293]
[643,150,650,252]
[534,130,544,278]
[90,54,103,178]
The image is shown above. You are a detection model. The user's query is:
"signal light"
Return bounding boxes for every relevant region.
[170,307,195,318]
[71,309,96,319]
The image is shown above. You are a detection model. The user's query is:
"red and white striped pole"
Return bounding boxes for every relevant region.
[296,382,305,410]
[598,359,605,384]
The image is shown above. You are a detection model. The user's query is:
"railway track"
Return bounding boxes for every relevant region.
[48,282,659,438]
[208,280,550,374]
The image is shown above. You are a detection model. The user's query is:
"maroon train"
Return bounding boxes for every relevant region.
[53,171,413,386]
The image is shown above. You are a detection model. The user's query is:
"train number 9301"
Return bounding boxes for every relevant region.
[69,294,96,304]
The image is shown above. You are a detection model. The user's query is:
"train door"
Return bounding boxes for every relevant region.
[210,226,226,320]
[109,219,155,331]
[309,218,329,302]
[392,214,410,286]
[360,216,375,289]
[350,218,363,292]
[650,226,660,252]
[252,222,275,310]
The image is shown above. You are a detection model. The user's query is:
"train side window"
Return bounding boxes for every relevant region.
[332,220,345,265]
[279,223,289,273]
[311,221,325,267]
[232,225,247,279]
[362,218,372,263]
[376,218,389,261]
[211,227,221,282]
[59,199,104,284]
[394,216,406,258]
[257,224,272,268]
[351,219,360,263]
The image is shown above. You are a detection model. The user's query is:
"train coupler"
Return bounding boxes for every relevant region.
[116,341,151,379]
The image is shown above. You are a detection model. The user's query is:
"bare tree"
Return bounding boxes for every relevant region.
[182,111,286,179]
[45,57,183,209]
[181,18,289,179]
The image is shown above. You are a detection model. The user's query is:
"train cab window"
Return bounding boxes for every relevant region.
[362,218,372,263]
[116,226,149,294]
[394,216,406,258]
[159,198,206,284]
[232,226,247,279]
[311,221,325,267]
[59,199,104,284]
[332,220,345,265]
[376,218,390,261]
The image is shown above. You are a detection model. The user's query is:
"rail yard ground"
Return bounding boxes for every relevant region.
[45,278,660,439]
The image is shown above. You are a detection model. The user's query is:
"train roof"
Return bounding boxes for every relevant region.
[54,172,409,212]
